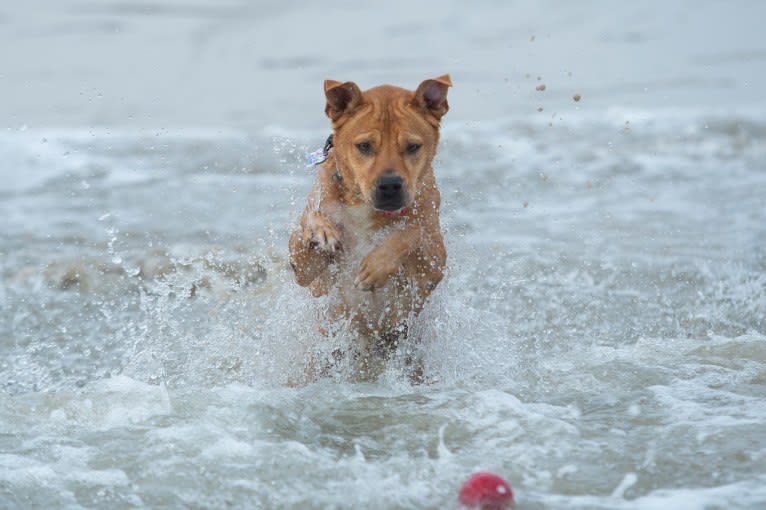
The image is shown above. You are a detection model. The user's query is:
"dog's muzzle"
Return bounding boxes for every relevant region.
[374,174,407,211]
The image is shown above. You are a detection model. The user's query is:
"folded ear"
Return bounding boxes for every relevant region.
[413,74,452,119]
[324,80,364,120]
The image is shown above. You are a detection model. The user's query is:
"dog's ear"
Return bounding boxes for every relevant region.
[324,80,364,120]
[413,74,452,119]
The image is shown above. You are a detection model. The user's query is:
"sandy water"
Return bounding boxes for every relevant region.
[2,1,766,509]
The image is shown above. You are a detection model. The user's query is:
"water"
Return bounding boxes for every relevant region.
[2,1,766,509]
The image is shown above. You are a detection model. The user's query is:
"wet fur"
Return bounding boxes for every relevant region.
[289,76,451,381]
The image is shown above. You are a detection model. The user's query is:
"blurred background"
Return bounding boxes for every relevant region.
[4,0,765,128]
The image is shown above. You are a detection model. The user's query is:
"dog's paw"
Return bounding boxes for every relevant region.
[305,212,342,253]
[354,246,400,291]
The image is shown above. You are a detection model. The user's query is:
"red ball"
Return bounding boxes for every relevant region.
[458,472,514,509]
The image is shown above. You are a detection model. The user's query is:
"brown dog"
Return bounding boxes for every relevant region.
[289,75,451,380]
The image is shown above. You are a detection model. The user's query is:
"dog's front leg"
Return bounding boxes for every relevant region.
[354,226,445,302]
[289,210,342,288]
[354,225,420,291]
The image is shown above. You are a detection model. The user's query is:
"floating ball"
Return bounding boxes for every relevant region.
[458,472,514,509]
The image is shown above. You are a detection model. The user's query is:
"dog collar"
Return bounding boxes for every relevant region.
[305,134,333,166]
[306,134,342,182]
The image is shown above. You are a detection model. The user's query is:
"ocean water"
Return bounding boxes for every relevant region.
[2,1,766,509]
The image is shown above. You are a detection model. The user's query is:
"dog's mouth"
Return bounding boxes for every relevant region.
[377,205,410,217]
[372,192,411,214]
[373,198,408,212]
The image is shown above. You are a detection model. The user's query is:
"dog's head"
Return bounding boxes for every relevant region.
[323,75,451,212]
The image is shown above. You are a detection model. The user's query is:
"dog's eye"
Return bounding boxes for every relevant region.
[405,143,422,155]
[356,142,373,155]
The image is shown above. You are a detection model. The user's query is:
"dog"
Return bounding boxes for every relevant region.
[288,75,451,381]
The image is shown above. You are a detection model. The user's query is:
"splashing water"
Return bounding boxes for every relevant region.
[1,109,765,509]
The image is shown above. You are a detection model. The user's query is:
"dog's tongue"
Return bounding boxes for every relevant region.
[382,207,409,217]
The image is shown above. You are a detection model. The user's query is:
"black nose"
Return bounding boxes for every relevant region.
[374,175,406,210]
[376,175,403,199]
